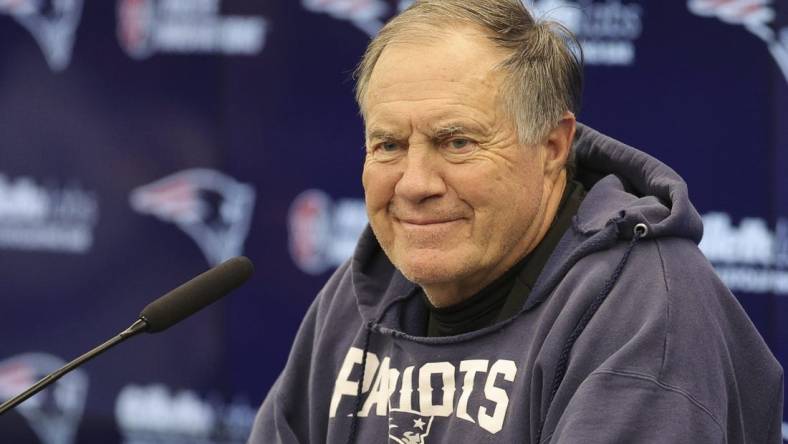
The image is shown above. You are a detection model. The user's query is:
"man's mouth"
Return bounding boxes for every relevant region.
[399,217,461,225]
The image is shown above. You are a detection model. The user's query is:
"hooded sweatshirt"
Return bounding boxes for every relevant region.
[249,124,784,444]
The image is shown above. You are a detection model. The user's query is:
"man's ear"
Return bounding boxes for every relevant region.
[543,112,576,180]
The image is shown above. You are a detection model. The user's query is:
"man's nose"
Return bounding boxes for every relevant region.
[394,147,447,203]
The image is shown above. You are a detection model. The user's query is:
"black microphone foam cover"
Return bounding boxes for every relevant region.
[139,256,254,333]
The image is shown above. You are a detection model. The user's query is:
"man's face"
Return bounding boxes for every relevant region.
[361,27,558,304]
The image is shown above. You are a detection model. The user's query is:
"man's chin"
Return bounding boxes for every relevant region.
[394,257,468,287]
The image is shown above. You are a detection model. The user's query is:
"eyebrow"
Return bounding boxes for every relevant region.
[432,124,465,139]
[430,122,483,139]
[366,129,401,141]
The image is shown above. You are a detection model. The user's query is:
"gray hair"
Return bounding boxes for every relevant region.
[354,0,583,145]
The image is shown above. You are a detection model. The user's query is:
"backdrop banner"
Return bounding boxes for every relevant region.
[0,1,785,442]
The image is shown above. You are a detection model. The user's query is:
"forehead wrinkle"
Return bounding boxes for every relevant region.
[366,83,504,135]
[367,78,496,104]
[371,99,498,122]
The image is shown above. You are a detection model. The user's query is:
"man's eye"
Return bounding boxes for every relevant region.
[381,142,399,152]
[448,139,472,150]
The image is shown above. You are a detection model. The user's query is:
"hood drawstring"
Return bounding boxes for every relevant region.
[535,223,648,444]
[347,320,375,444]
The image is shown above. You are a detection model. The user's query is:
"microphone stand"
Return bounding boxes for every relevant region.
[0,318,149,415]
[0,256,253,416]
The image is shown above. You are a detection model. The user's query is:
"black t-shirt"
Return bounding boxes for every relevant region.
[423,180,587,337]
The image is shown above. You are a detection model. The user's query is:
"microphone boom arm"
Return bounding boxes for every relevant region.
[0,255,253,416]
[0,318,149,415]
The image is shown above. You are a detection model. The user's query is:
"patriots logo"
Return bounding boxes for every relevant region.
[302,0,390,36]
[688,0,788,82]
[0,0,83,71]
[129,169,256,266]
[0,353,89,444]
[388,409,434,444]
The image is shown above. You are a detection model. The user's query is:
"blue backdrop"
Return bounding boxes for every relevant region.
[0,0,786,442]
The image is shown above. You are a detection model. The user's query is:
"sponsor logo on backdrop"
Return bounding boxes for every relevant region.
[117,0,268,59]
[130,169,256,266]
[288,189,367,275]
[689,0,788,82]
[390,0,645,66]
[0,353,88,444]
[0,0,83,71]
[699,212,788,295]
[302,0,390,36]
[115,384,257,444]
[527,0,644,66]
[0,174,98,253]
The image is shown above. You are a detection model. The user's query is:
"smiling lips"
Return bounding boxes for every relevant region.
[390,207,468,235]
[399,217,462,226]
[397,217,465,237]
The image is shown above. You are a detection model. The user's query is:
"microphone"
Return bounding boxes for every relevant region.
[0,256,254,416]
[140,256,254,332]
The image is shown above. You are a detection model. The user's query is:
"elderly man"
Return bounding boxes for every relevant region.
[249,1,783,443]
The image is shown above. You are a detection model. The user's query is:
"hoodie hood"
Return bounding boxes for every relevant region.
[351,123,704,327]
[572,124,703,242]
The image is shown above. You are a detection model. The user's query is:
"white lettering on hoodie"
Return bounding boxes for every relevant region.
[329,347,517,435]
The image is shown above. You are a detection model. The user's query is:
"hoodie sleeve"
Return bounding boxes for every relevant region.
[549,368,784,443]
[544,238,784,444]
[548,370,725,443]
[247,296,320,444]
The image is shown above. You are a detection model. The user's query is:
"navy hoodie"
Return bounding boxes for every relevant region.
[249,124,784,443]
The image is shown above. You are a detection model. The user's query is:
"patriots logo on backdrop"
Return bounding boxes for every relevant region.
[688,0,788,82]
[129,169,256,266]
[0,0,83,71]
[0,353,89,444]
[388,409,434,444]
